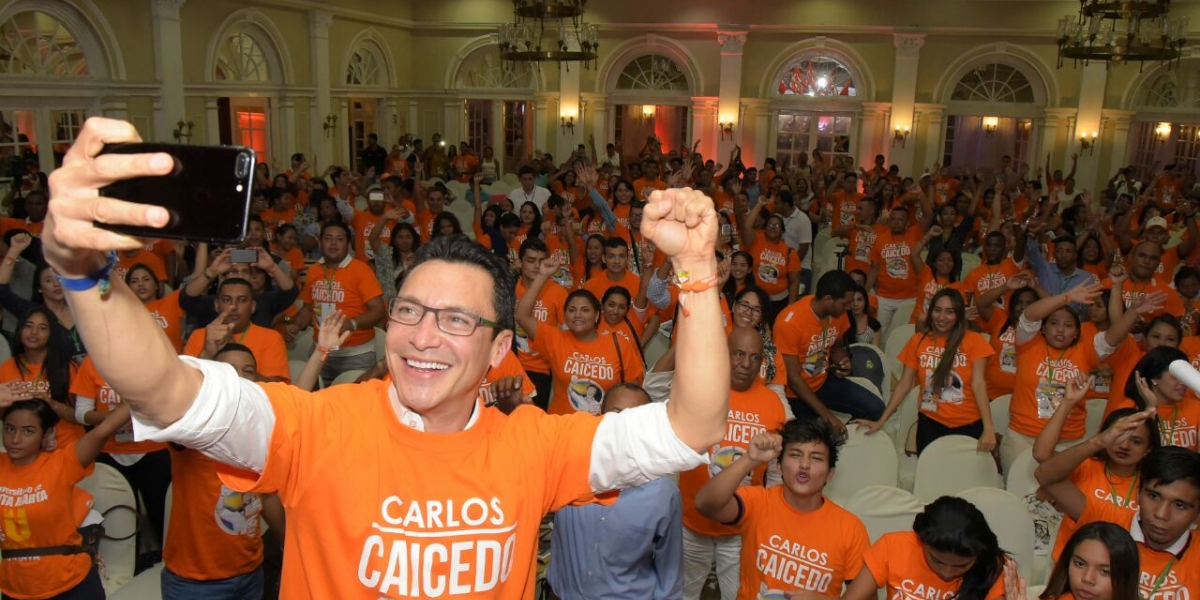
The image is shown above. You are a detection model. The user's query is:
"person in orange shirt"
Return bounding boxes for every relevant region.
[272,223,307,276]
[125,263,186,353]
[513,238,568,408]
[1099,313,1183,421]
[286,221,387,383]
[866,204,924,335]
[841,497,1009,600]
[0,233,87,360]
[259,187,298,235]
[962,231,1022,301]
[72,356,172,545]
[582,237,641,302]
[1001,280,1155,472]
[828,172,864,231]
[344,185,394,261]
[451,144,479,183]
[1118,346,1200,451]
[0,307,85,448]
[860,288,997,454]
[0,188,46,246]
[597,285,647,350]
[0,397,129,600]
[46,120,728,600]
[183,278,291,382]
[632,160,666,203]
[1105,241,1185,321]
[679,327,789,600]
[517,256,644,415]
[976,274,1039,400]
[774,270,881,433]
[838,198,879,277]
[739,196,801,324]
[1041,522,1142,600]
[1038,420,1200,598]
[1037,397,1155,565]
[910,246,965,327]
[695,419,870,599]
[115,245,166,294]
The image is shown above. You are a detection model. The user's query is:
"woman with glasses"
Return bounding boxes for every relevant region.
[516,255,644,415]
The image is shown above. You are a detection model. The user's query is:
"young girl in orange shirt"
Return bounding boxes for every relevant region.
[1040,522,1141,600]
[0,307,84,447]
[840,497,1010,600]
[0,397,130,600]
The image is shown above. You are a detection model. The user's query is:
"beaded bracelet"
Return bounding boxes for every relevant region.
[676,270,718,317]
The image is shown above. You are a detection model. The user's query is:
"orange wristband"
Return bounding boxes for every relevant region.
[676,271,718,317]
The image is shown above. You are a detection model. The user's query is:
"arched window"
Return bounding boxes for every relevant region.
[616,54,688,91]
[951,63,1035,103]
[346,45,383,86]
[0,10,88,76]
[1141,73,1180,108]
[214,32,269,82]
[458,52,532,89]
[776,55,856,97]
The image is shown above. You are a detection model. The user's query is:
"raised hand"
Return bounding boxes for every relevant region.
[209,248,235,277]
[317,310,352,350]
[1133,372,1158,409]
[573,161,597,188]
[7,233,32,256]
[1065,281,1104,306]
[1064,374,1095,407]
[1130,291,1167,316]
[1099,407,1156,451]
[1003,557,1025,600]
[537,254,561,279]
[641,188,717,262]
[252,247,276,272]
[746,431,784,464]
[488,375,530,414]
[203,306,237,358]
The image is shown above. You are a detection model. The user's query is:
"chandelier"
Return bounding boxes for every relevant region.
[498,1,599,69]
[1056,1,1188,68]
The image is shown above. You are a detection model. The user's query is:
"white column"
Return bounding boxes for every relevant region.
[534,93,553,156]
[716,30,748,160]
[407,100,419,137]
[691,97,718,160]
[384,98,399,146]
[490,100,505,171]
[586,94,609,149]
[337,98,351,166]
[442,99,462,145]
[888,34,925,173]
[1074,63,1108,192]
[151,0,187,143]
[859,102,890,168]
[915,104,946,173]
[740,98,770,168]
[1040,108,1075,172]
[310,10,333,166]
[279,98,296,164]
[556,61,582,159]
[205,97,220,147]
[1104,110,1136,176]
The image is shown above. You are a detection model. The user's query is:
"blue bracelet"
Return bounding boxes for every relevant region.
[56,251,119,295]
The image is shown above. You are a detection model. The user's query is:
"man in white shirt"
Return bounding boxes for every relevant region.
[774,190,813,295]
[42,117,729,600]
[507,164,551,211]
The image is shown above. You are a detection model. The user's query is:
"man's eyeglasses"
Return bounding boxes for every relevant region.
[736,301,763,315]
[388,298,501,336]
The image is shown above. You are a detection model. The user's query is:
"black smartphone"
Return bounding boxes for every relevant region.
[98,143,254,244]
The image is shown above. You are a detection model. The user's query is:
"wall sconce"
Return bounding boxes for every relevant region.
[560,115,575,135]
[323,113,338,137]
[172,119,194,143]
[1155,122,1173,142]
[892,125,910,148]
[719,117,735,141]
[1079,130,1098,156]
[642,105,655,121]
[982,116,999,135]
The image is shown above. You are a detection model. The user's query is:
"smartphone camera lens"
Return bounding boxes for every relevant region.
[235,153,252,178]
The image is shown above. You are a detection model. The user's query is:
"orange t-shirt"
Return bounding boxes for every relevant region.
[1010,334,1102,438]
[530,326,645,415]
[0,358,84,448]
[351,210,394,261]
[184,323,291,382]
[829,191,863,229]
[598,312,646,348]
[280,246,306,276]
[983,308,1017,400]
[260,206,297,234]
[165,446,264,580]
[478,351,536,406]
[146,289,186,353]
[962,259,1021,301]
[217,379,608,599]
[0,444,94,599]
[1106,393,1200,452]
[452,154,479,183]
[69,357,166,455]
[1078,493,1200,597]
[632,177,666,203]
[1104,276,1185,321]
[774,296,849,395]
[116,249,167,284]
[679,383,787,537]
[843,225,879,276]
[142,238,175,262]
[582,270,641,304]
[869,228,922,300]
[898,331,994,427]
[910,273,965,324]
[932,177,961,205]
[1051,458,1139,561]
[732,487,869,599]
[0,217,43,237]
[301,257,384,348]
[865,531,1005,600]
[515,279,568,374]
[749,238,799,298]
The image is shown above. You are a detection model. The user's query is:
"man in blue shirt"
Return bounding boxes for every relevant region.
[546,383,684,599]
[1024,231,1097,315]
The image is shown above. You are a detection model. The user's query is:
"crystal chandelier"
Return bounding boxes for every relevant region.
[1056,1,1188,68]
[498,0,599,69]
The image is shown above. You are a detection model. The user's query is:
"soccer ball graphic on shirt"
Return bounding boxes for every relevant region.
[215,485,263,537]
[758,582,788,599]
[709,445,746,479]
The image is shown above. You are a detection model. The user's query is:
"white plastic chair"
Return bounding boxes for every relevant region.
[842,485,924,544]
[289,360,308,384]
[991,394,1012,437]
[106,564,164,600]
[893,388,921,457]
[825,427,898,505]
[78,463,138,592]
[330,369,366,386]
[286,327,315,362]
[884,324,916,382]
[883,299,917,342]
[914,435,1002,503]
[959,252,982,279]
[1006,448,1040,497]
[958,487,1037,582]
[1085,398,1108,439]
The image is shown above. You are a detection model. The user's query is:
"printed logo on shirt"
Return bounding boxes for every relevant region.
[150,310,169,330]
[710,410,771,480]
[890,579,959,600]
[755,534,834,594]
[853,230,876,262]
[1159,417,1199,449]
[999,329,1017,373]
[214,486,262,537]
[881,244,910,279]
[0,485,50,543]
[564,352,614,415]
[360,496,518,596]
[975,272,1008,293]
[1092,488,1139,511]
[758,249,788,284]
[1139,569,1187,600]
[802,328,839,377]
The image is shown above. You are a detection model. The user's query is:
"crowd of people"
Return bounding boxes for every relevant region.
[0,116,1198,600]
